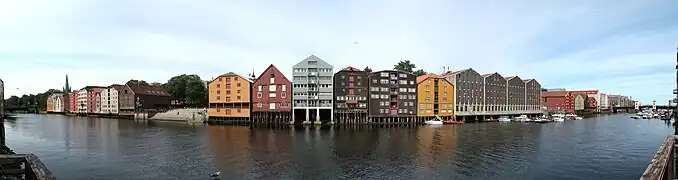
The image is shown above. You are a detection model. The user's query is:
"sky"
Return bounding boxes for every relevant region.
[0,0,676,105]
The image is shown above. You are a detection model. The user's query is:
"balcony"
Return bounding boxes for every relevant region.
[308,72,317,76]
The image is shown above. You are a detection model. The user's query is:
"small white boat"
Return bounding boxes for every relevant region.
[498,116,511,122]
[575,117,583,120]
[425,116,444,125]
[515,115,530,122]
[552,114,565,122]
[565,113,578,120]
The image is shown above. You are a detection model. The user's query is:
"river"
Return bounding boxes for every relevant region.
[3,114,673,180]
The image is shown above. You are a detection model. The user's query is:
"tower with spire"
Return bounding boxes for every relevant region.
[63,74,71,93]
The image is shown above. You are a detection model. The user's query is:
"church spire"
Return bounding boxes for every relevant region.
[63,74,71,93]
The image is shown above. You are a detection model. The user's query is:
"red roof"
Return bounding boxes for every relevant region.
[542,91,570,97]
[416,73,438,83]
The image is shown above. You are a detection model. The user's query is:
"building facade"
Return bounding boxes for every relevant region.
[441,68,484,116]
[46,95,55,112]
[599,93,609,109]
[588,96,597,109]
[251,64,292,123]
[416,74,454,119]
[542,91,574,113]
[118,84,171,115]
[292,55,334,123]
[482,73,507,113]
[524,79,542,111]
[77,89,88,113]
[333,66,369,123]
[368,70,417,121]
[54,94,64,112]
[208,72,253,120]
[574,94,588,111]
[100,85,123,114]
[69,90,78,113]
[506,76,525,112]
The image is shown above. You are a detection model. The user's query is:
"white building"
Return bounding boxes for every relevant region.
[99,86,120,114]
[77,89,88,113]
[54,94,64,112]
[599,93,610,110]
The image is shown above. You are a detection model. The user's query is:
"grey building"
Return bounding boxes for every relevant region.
[482,73,507,113]
[524,79,542,111]
[292,55,334,124]
[506,76,525,111]
[546,88,567,92]
[441,68,484,116]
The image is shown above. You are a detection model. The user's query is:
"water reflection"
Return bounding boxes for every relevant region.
[2,114,676,180]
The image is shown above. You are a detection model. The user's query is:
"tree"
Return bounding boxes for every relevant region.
[413,69,427,76]
[393,60,416,73]
[363,66,372,73]
[541,88,547,92]
[126,79,149,85]
[150,82,164,87]
[165,74,208,107]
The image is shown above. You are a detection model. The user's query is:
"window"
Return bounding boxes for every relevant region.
[237,83,241,87]
[226,90,231,95]
[217,96,220,100]
[237,109,241,113]
[409,81,414,85]
[269,93,276,97]
[282,85,286,91]
[372,79,377,83]
[281,93,286,98]
[380,72,389,77]
[257,92,262,98]
[217,84,220,88]
[237,90,241,94]
[270,77,275,84]
[399,73,407,78]
[269,85,276,91]
[258,85,263,91]
[237,96,241,100]
[257,102,262,107]
[349,89,354,94]
[216,108,220,112]
[226,84,231,89]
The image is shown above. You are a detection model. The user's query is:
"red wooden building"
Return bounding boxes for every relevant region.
[251,64,292,123]
[69,90,78,113]
[588,96,598,109]
[541,91,574,113]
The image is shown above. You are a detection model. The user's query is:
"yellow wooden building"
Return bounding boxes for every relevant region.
[208,72,253,121]
[416,74,455,119]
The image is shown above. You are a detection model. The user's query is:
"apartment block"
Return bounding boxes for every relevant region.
[482,73,507,113]
[291,55,334,123]
[333,66,369,123]
[368,70,417,117]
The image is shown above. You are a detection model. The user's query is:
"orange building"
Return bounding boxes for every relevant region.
[46,94,55,112]
[416,73,455,119]
[208,72,253,121]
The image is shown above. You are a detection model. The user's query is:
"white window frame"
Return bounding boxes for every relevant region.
[269,93,276,97]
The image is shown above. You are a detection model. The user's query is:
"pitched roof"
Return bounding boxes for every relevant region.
[110,84,127,92]
[341,66,361,71]
[255,64,290,83]
[292,54,333,68]
[127,84,170,96]
[523,79,533,83]
[214,72,252,83]
[441,68,470,76]
[481,73,492,77]
[81,86,107,90]
[542,91,570,97]
[504,76,516,80]
[416,73,438,83]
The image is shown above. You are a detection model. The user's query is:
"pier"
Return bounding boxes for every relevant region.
[641,135,678,180]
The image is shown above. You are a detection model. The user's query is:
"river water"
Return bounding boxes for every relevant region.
[3,114,673,180]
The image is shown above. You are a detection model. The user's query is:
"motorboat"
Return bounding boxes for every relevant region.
[425,116,444,125]
[515,115,529,122]
[534,118,552,123]
[631,115,641,119]
[498,116,511,122]
[565,113,578,120]
[575,117,583,120]
[552,114,565,122]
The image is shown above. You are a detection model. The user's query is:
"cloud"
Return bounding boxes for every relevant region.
[0,0,677,104]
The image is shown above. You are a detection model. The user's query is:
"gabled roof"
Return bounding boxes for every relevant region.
[416,73,438,83]
[255,64,290,83]
[542,91,570,97]
[441,68,471,76]
[481,73,492,77]
[341,66,361,71]
[127,84,170,96]
[292,55,333,68]
[81,86,107,90]
[110,84,127,92]
[523,79,533,83]
[212,72,252,83]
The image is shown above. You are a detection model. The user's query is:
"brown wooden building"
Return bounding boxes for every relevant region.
[368,70,417,124]
[251,64,292,124]
[333,66,369,124]
[208,72,253,122]
[118,84,171,116]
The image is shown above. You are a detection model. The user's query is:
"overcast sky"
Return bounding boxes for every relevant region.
[1,0,676,104]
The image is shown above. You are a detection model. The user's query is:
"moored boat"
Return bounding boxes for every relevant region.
[443,120,465,124]
[498,116,511,122]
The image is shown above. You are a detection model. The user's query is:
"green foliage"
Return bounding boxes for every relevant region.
[393,60,416,73]
[150,82,164,87]
[126,79,149,85]
[413,69,427,76]
[164,74,208,107]
[4,89,61,111]
[394,60,427,76]
[363,66,372,73]
[541,88,547,92]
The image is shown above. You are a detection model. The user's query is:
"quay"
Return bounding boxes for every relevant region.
[641,135,678,180]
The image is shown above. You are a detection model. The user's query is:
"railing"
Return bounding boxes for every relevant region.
[0,154,55,180]
[640,135,677,180]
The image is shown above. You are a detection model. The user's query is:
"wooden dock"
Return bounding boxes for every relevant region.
[640,135,677,180]
[0,154,55,180]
